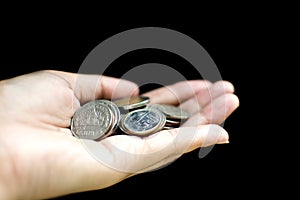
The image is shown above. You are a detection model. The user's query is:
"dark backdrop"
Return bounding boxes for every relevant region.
[0,20,248,199]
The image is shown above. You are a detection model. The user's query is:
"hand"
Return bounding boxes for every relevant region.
[0,70,239,199]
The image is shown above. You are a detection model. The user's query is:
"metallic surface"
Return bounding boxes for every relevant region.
[148,104,189,120]
[113,96,150,110]
[120,108,166,136]
[71,100,113,140]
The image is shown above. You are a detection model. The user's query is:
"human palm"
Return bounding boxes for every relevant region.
[0,70,239,199]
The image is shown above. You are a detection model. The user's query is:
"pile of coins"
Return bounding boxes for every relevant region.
[70,96,189,141]
[147,104,189,130]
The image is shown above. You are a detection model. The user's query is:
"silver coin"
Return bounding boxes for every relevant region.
[113,96,150,110]
[71,100,113,140]
[120,108,166,136]
[149,107,169,131]
[163,126,176,130]
[165,119,181,126]
[148,104,189,120]
[99,99,121,136]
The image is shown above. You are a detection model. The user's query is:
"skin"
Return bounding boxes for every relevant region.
[0,70,239,199]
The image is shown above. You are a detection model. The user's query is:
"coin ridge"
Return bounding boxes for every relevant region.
[99,100,121,138]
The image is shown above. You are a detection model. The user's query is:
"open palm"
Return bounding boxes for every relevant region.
[0,70,239,199]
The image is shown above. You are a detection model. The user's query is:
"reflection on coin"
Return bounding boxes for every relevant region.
[148,104,189,120]
[71,100,113,140]
[113,96,150,110]
[120,108,166,136]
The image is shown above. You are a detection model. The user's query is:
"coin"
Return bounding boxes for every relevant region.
[70,97,190,140]
[99,100,121,135]
[163,126,176,130]
[113,96,150,110]
[148,104,189,120]
[119,108,166,136]
[165,119,181,127]
[71,100,115,140]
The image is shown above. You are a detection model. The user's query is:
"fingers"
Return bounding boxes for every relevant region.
[142,80,212,105]
[143,80,235,121]
[201,93,239,124]
[180,80,235,115]
[48,70,139,104]
[182,112,208,127]
[143,80,238,127]
[183,93,239,126]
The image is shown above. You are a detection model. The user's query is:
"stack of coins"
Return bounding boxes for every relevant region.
[70,96,190,140]
[70,100,120,141]
[147,104,189,130]
[112,96,150,116]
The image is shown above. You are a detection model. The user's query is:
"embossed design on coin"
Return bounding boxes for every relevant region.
[120,108,166,136]
[71,100,113,140]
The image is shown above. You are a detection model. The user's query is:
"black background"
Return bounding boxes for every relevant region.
[0,17,251,199]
